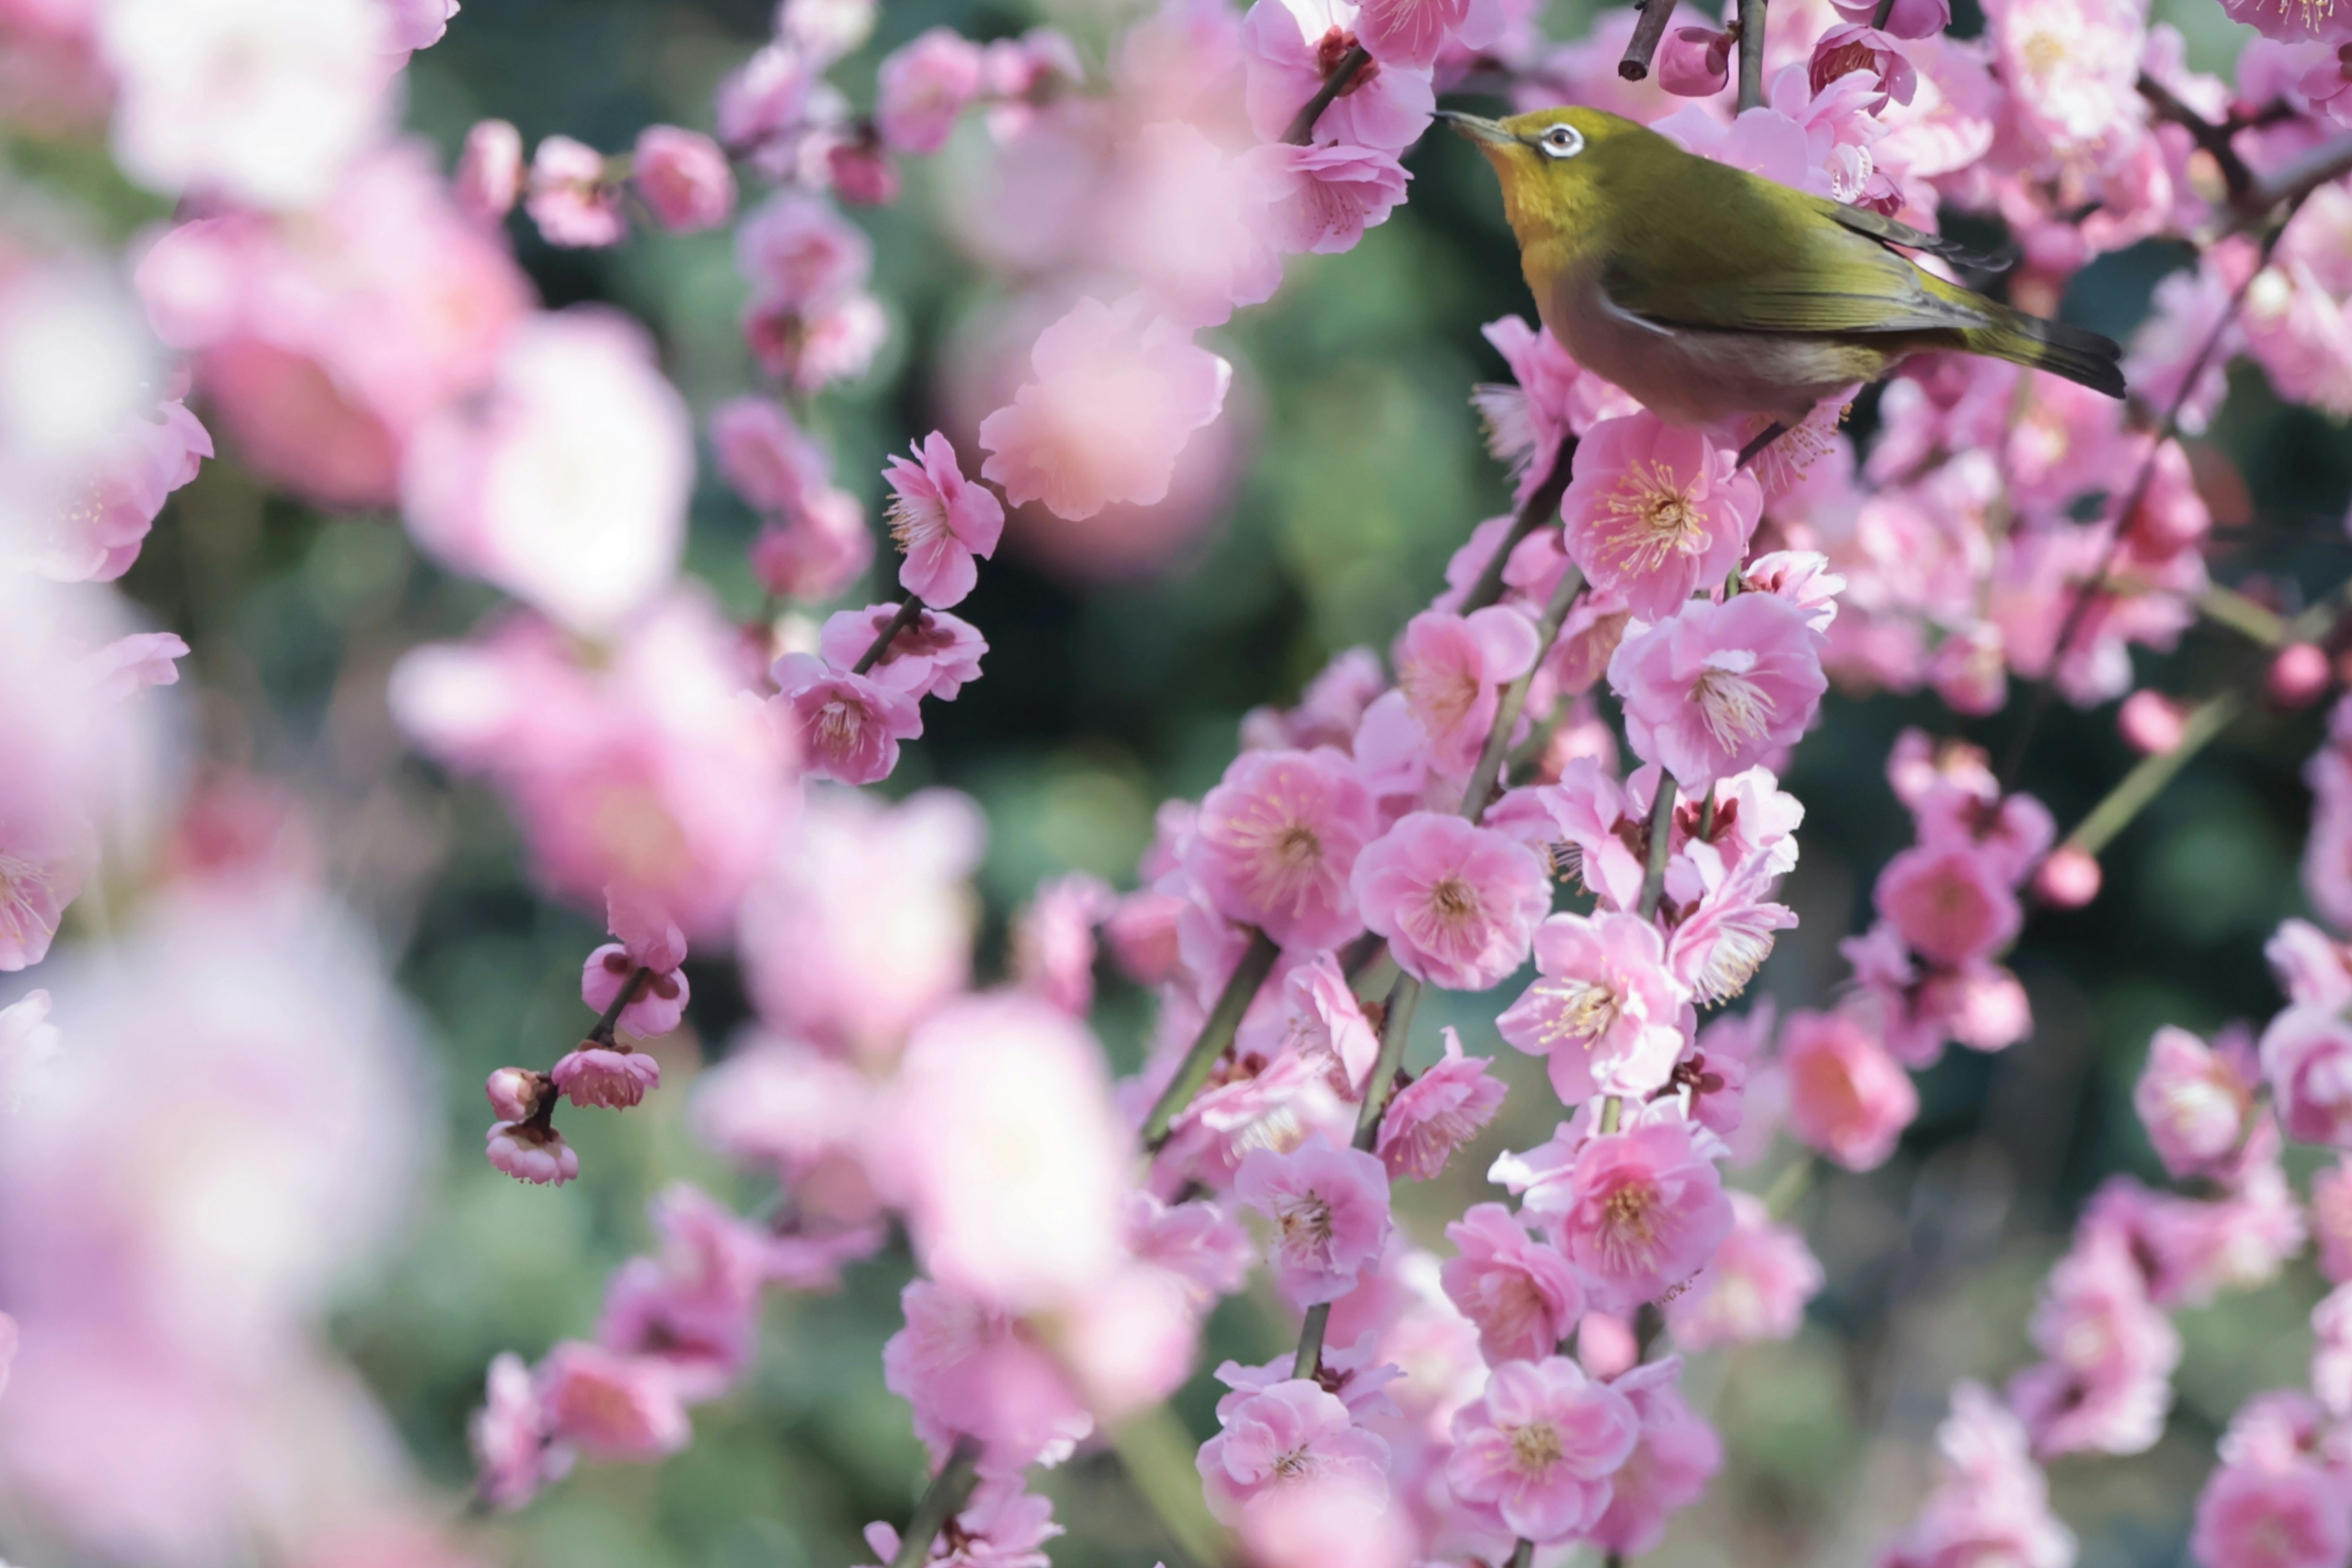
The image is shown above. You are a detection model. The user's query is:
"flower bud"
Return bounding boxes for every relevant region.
[2034,846,2101,908]
[486,1065,546,1122]
[1657,26,1732,96]
[2267,643,2332,708]
[456,119,523,226]
[2118,690,2187,755]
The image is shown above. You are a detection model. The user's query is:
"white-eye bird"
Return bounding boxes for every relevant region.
[1441,106,2125,432]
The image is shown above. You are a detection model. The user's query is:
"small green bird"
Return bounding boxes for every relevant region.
[1441,106,2125,434]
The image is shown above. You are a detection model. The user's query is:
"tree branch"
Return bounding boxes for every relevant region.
[1618,0,1679,82]
[1139,928,1283,1151]
[888,1437,984,1568]
[1460,434,1580,615]
[2138,73,2253,203]
[1459,565,1588,821]
[1736,0,1768,111]
[853,597,927,676]
[1283,43,1371,145]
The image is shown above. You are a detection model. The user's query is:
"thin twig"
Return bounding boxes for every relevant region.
[888,1437,984,1568]
[1283,43,1371,145]
[2138,74,2253,202]
[2235,127,2352,227]
[1618,0,1679,82]
[1870,0,1897,23]
[1460,433,1580,615]
[1509,1540,1536,1568]
[1140,929,1283,1150]
[853,597,927,676]
[586,965,652,1047]
[1460,566,1589,821]
[1636,777,1678,919]
[1736,0,1768,111]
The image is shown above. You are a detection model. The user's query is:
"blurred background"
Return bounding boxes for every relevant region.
[13,0,2352,1563]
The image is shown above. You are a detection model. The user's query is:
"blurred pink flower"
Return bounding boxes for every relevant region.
[2217,0,2352,42]
[978,295,1231,522]
[2316,1286,2352,1417]
[2317,1159,2352,1283]
[737,192,872,316]
[1446,1355,1640,1542]
[773,652,923,786]
[2190,1460,2351,1568]
[883,1278,1093,1474]
[711,395,829,513]
[1009,873,1110,1016]
[1242,0,1434,153]
[1611,594,1827,792]
[1562,414,1761,622]
[820,604,987,701]
[471,1351,570,1510]
[456,119,523,224]
[884,431,1005,608]
[1879,1381,2075,1568]
[1665,1190,1822,1349]
[32,398,211,583]
[1235,1478,1412,1568]
[2259,1005,2352,1148]
[1235,1134,1391,1306]
[1828,0,1948,39]
[876,26,986,154]
[861,1477,1062,1568]
[527,135,625,247]
[596,1185,771,1401]
[1197,1378,1392,1523]
[552,1044,661,1109]
[1128,1193,1255,1305]
[884,995,1128,1313]
[1781,1007,1918,1171]
[1439,1200,1585,1363]
[1378,1027,1506,1178]
[1105,122,1283,328]
[2134,1025,2256,1179]
[1190,747,1381,951]
[0,989,61,1112]
[633,126,736,231]
[1589,1359,1724,1555]
[1499,910,1690,1102]
[750,493,875,600]
[486,1119,580,1185]
[1983,0,2144,163]
[1248,140,1411,255]
[1355,0,1500,67]
[1351,812,1549,990]
[403,310,693,636]
[1524,1118,1734,1316]
[2008,1224,2180,1457]
[537,1341,691,1462]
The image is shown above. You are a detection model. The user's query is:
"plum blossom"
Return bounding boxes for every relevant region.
[1780,1008,1919,1171]
[1376,1027,1507,1178]
[2135,1025,2258,1179]
[536,1341,691,1462]
[552,1041,661,1109]
[1880,1382,2075,1568]
[1445,1355,1640,1542]
[883,1279,1093,1474]
[1589,1359,1725,1556]
[2008,1222,2182,1457]
[1190,747,1381,951]
[1248,142,1411,257]
[883,432,1005,608]
[1611,594,1828,792]
[632,126,736,232]
[1281,952,1381,1096]
[580,948,688,1040]
[527,136,625,247]
[1499,911,1691,1103]
[774,654,922,786]
[979,296,1231,522]
[819,604,987,703]
[457,119,524,224]
[876,27,986,154]
[486,1120,579,1186]
[2190,1458,2351,1568]
[1512,1119,1735,1315]
[471,1352,570,1510]
[2261,1005,2352,1149]
[860,1478,1062,1568]
[2317,1159,2352,1284]
[1664,1191,1823,1349]
[1391,606,1540,775]
[1440,1201,1585,1364]
[1562,414,1762,622]
[1659,26,1733,96]
[1235,1134,1392,1306]
[1242,0,1436,153]
[1351,812,1550,990]
[1196,1379,1392,1523]
[1874,841,2022,967]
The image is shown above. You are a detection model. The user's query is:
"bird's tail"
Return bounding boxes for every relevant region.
[1958,306,2127,399]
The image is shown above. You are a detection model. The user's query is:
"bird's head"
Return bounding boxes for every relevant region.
[1437,106,1632,244]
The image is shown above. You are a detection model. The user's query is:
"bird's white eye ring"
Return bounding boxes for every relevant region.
[1538,124,1584,159]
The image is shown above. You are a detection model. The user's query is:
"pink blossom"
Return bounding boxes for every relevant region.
[1190,747,1380,951]
[876,27,986,154]
[1499,911,1691,1102]
[2008,1224,2180,1457]
[470,1352,570,1510]
[484,1066,546,1123]
[1234,1479,1412,1568]
[1781,1007,1918,1171]
[80,632,188,703]
[1562,414,1762,622]
[884,431,1005,608]
[1532,1119,1735,1316]
[1350,812,1550,990]
[1658,26,1733,96]
[1446,1355,1641,1542]
[1196,1379,1392,1524]
[1472,315,1638,505]
[2190,1460,2352,1568]
[1440,1201,1585,1364]
[774,652,922,786]
[710,395,827,514]
[736,192,872,318]
[2217,0,2352,42]
[1610,593,1828,792]
[2120,689,2188,754]
[1242,0,1434,154]
[883,995,1128,1313]
[581,946,688,1038]
[750,496,875,601]
[1354,0,1500,67]
[456,119,523,225]
[486,1119,580,1185]
[552,1044,661,1109]
[527,136,625,247]
[632,126,736,232]
[1810,24,1918,110]
[597,1185,770,1400]
[402,311,693,636]
[2271,643,2335,709]
[2317,1159,2352,1283]
[2135,1025,2256,1179]
[1665,1190,1822,1349]
[1985,0,2144,163]
[2258,1005,2352,1148]
[780,0,876,64]
[819,604,987,702]
[978,296,1231,522]
[1011,873,1111,1016]
[1830,0,1948,39]
[1589,1359,1725,1556]
[1248,140,1412,255]
[1393,605,1540,775]
[1234,1133,1393,1306]
[1127,1192,1255,1305]
[1281,951,1380,1096]
[535,1341,691,1462]
[1377,1027,1507,1178]
[1213,1333,1403,1425]
[0,990,62,1113]
[861,1477,1063,1568]
[33,398,211,583]
[752,290,888,396]
[1880,1382,2075,1568]
[1104,122,1283,330]
[883,1279,1093,1474]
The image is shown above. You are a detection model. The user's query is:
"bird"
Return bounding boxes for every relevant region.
[1439,106,2125,445]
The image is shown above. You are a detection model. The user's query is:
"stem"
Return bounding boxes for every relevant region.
[2138,74,2253,202]
[1140,929,1283,1150]
[2198,584,2290,647]
[853,597,926,676]
[2236,127,2352,226]
[1599,1094,1623,1134]
[1509,1541,1536,1568]
[1636,777,1678,919]
[1459,566,1589,821]
[1618,0,1679,81]
[1870,0,1897,22]
[888,1437,982,1568]
[1292,1303,1332,1379]
[1283,43,1370,145]
[587,965,652,1047]
[1736,0,1768,111]
[1460,434,1579,616]
[2065,690,2244,858]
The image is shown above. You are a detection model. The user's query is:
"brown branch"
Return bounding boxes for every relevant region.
[1460,432,1579,615]
[2239,129,2352,226]
[888,1438,984,1568]
[2139,74,2253,203]
[1283,43,1371,145]
[1736,0,1768,111]
[1138,929,1282,1151]
[1618,0,1679,82]
[853,596,927,676]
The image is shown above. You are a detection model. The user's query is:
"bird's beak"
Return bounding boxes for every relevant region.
[1435,109,1518,147]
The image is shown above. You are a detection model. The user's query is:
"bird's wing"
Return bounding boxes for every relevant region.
[1809,198,2015,273]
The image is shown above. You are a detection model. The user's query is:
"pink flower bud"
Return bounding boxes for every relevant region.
[2034,845,2102,908]
[1657,26,1732,96]
[552,1044,661,1109]
[486,1119,580,1185]
[2267,643,2332,708]
[486,1066,546,1121]
[632,126,736,232]
[2118,690,2187,755]
[456,119,524,225]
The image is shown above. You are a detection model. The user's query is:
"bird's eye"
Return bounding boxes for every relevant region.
[1538,124,1584,160]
